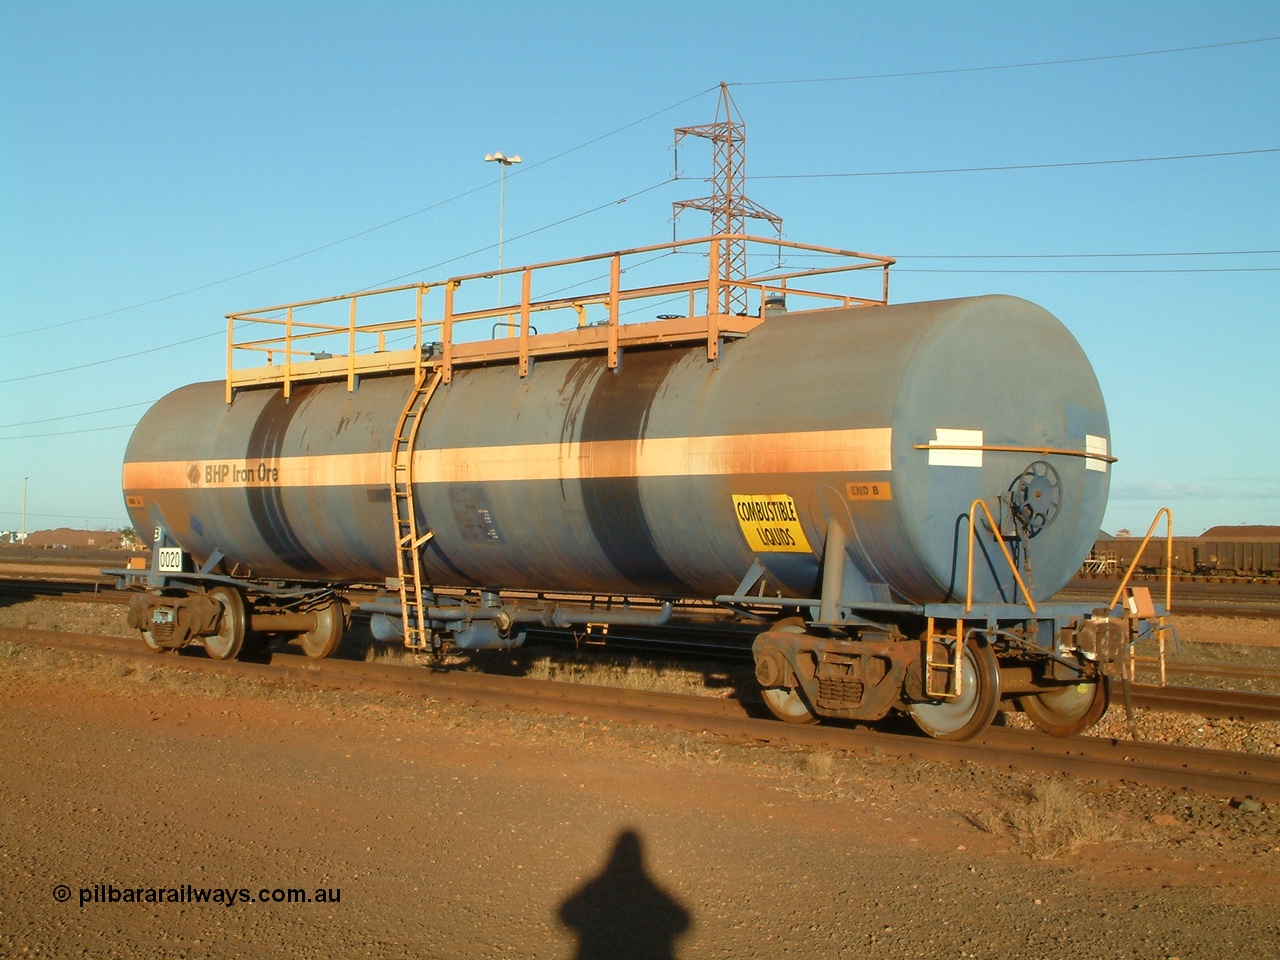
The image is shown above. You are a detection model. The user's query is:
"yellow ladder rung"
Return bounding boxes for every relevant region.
[924,617,964,700]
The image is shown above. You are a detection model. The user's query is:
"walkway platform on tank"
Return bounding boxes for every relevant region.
[223,233,894,401]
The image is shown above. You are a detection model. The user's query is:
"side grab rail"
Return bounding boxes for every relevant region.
[1108,507,1174,614]
[966,499,1037,615]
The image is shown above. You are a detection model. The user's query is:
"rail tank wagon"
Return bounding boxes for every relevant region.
[113,235,1153,740]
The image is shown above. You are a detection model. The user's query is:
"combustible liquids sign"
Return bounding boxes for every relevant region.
[732,494,813,554]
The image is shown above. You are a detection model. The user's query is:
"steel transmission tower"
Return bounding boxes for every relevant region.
[673,82,783,316]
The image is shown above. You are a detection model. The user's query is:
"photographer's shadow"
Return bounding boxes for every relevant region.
[558,829,691,960]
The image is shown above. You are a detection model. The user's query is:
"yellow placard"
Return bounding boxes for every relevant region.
[846,481,893,501]
[732,494,813,553]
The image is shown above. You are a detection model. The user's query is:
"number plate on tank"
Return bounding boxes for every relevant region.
[157,547,184,573]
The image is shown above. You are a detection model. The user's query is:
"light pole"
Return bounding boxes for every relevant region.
[484,151,521,308]
[20,476,27,543]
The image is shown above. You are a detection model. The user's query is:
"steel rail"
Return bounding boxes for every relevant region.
[5,625,1278,802]
[1125,683,1280,722]
[1132,659,1280,683]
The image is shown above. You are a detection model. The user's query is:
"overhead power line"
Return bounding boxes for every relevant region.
[0,333,220,385]
[2,89,719,343]
[0,400,153,429]
[887,248,1280,273]
[897,267,1279,275]
[898,249,1280,259]
[377,179,677,288]
[751,148,1279,180]
[9,35,1273,341]
[0,423,138,441]
[7,35,1274,348]
[0,509,128,524]
[732,36,1280,86]
[0,190,495,342]
[1,179,679,383]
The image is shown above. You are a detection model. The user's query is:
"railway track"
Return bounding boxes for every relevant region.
[1125,684,1280,722]
[0,577,117,602]
[4,624,1279,803]
[6,575,1280,703]
[1131,657,1280,682]
[1058,577,1280,618]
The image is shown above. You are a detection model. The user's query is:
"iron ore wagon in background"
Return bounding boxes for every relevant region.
[1086,528,1280,578]
[111,233,1165,741]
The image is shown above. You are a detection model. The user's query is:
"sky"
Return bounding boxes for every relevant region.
[1,0,1278,540]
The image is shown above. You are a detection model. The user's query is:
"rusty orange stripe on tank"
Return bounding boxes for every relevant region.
[122,453,391,490]
[413,428,893,482]
[122,428,892,489]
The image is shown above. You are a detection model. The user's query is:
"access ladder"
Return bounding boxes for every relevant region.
[390,368,444,651]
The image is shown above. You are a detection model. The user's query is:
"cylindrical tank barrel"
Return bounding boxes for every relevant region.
[122,295,1110,604]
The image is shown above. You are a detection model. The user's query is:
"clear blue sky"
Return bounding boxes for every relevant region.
[2,1,1277,539]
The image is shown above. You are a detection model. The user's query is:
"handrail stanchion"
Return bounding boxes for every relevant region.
[1108,508,1175,613]
[1107,508,1175,688]
[283,306,294,399]
[226,317,235,404]
[707,241,721,361]
[607,254,620,370]
[414,285,424,385]
[966,499,1037,614]
[519,267,532,377]
[348,296,358,392]
[442,280,457,384]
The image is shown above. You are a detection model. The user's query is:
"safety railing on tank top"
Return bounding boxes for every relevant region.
[222,233,894,402]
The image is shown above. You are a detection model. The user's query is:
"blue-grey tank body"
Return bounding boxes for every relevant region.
[122,295,1110,604]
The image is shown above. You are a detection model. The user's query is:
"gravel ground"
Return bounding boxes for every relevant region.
[0,598,1279,957]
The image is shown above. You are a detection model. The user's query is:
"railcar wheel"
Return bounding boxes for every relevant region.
[758,617,817,724]
[761,687,818,724]
[1018,676,1110,737]
[298,600,345,660]
[202,587,246,661]
[907,637,1000,741]
[140,630,171,654]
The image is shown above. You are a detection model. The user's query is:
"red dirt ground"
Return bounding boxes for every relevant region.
[1,632,1278,960]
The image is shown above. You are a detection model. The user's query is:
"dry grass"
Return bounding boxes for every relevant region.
[362,642,417,666]
[523,655,673,692]
[651,735,728,769]
[353,639,716,698]
[0,639,335,709]
[803,749,837,781]
[455,647,744,698]
[967,779,1126,859]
